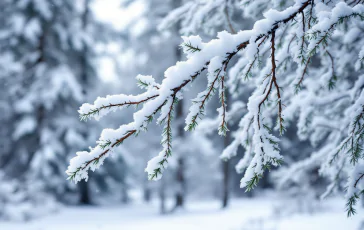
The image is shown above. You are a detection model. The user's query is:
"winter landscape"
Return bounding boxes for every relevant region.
[1,0,364,229]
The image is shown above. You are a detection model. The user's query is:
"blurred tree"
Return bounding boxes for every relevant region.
[0,0,127,218]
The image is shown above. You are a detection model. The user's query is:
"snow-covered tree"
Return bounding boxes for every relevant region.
[67,0,364,216]
[0,0,125,216]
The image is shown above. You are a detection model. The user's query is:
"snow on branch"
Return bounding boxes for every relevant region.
[78,75,160,121]
[67,1,364,215]
[307,2,364,57]
[66,0,315,182]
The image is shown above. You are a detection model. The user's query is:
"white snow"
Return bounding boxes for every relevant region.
[0,197,362,230]
[12,116,36,140]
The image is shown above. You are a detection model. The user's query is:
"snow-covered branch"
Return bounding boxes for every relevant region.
[67,0,364,216]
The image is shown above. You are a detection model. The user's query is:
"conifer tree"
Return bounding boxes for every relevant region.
[0,0,122,218]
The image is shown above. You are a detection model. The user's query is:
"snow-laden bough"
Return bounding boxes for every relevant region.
[67,0,364,216]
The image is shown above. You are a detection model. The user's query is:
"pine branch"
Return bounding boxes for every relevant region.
[182,41,201,53]
[346,193,360,217]
[218,75,229,136]
[69,0,314,184]
[67,129,137,181]
[186,44,249,132]
[295,57,311,93]
[308,13,364,57]
[271,31,285,136]
[329,106,364,165]
[326,50,337,90]
[148,95,177,180]
[79,95,159,121]
[307,0,315,29]
[298,12,307,65]
[187,67,224,131]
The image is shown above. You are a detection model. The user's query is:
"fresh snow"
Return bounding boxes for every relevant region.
[0,197,362,230]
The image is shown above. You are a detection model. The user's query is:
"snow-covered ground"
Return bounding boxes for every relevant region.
[1,197,363,230]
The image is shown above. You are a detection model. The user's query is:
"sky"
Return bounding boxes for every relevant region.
[91,0,145,31]
[90,0,146,82]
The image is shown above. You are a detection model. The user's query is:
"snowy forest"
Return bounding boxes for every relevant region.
[1,0,364,229]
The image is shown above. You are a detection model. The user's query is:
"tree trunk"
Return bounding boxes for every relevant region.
[78,180,91,205]
[221,160,230,208]
[174,156,185,209]
[159,180,166,214]
[121,186,129,204]
[222,93,231,209]
[173,101,186,210]
[143,184,152,203]
[78,0,92,206]
[15,28,47,176]
[172,0,185,211]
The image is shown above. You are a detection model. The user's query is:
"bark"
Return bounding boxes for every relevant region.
[159,180,166,214]
[78,0,92,206]
[222,93,231,209]
[121,186,129,204]
[172,0,186,211]
[174,155,185,209]
[221,156,230,208]
[143,185,152,203]
[12,28,47,176]
[78,181,91,205]
[173,103,186,210]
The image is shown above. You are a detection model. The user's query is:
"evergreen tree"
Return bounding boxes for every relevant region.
[0,0,124,218]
